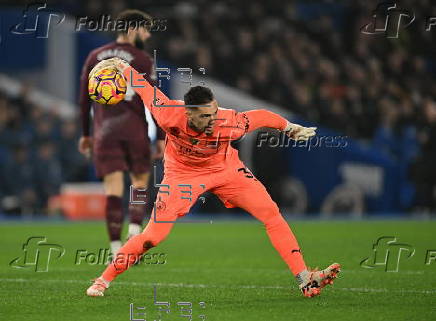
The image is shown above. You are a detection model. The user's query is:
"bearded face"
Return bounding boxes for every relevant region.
[133,26,151,50]
[134,33,145,49]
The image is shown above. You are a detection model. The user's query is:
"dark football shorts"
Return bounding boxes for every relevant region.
[93,137,151,178]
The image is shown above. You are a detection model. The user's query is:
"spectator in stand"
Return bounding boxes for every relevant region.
[0,86,84,215]
[58,119,89,182]
[1,145,37,215]
[412,100,436,213]
[34,141,62,214]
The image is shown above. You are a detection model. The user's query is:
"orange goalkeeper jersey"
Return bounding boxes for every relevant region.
[123,67,288,171]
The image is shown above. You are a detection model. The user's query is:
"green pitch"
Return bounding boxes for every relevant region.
[1,220,435,321]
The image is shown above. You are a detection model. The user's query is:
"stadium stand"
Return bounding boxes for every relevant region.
[1,0,435,214]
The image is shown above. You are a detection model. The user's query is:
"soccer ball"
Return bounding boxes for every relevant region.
[88,68,127,105]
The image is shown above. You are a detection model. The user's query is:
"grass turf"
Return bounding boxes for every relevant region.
[0,220,435,321]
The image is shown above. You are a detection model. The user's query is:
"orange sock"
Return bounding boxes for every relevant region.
[102,219,174,282]
[263,215,307,275]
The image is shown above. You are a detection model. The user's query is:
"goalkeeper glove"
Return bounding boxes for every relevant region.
[283,122,317,141]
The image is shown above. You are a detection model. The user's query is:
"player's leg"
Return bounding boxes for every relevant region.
[213,167,307,275]
[86,215,176,297]
[213,164,340,297]
[125,138,152,239]
[86,171,207,296]
[101,209,176,282]
[102,171,124,255]
[127,172,150,239]
[93,137,129,255]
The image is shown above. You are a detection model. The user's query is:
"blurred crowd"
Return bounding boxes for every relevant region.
[156,1,435,137]
[39,0,435,140]
[0,87,88,215]
[155,0,436,211]
[1,0,436,213]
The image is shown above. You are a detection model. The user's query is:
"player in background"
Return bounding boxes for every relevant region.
[86,58,341,298]
[78,10,165,255]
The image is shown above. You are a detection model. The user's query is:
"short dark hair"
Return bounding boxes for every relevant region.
[116,9,152,35]
[184,86,214,106]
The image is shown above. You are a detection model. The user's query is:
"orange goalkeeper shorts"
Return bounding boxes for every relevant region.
[151,160,279,222]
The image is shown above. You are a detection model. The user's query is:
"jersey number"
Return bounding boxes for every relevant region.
[238,167,254,179]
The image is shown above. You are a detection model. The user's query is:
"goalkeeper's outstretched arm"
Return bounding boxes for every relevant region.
[244,109,317,141]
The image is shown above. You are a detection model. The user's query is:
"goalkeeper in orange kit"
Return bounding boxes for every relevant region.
[86,57,341,298]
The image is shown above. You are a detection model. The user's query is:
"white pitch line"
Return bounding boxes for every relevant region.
[0,278,435,294]
[39,267,430,275]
